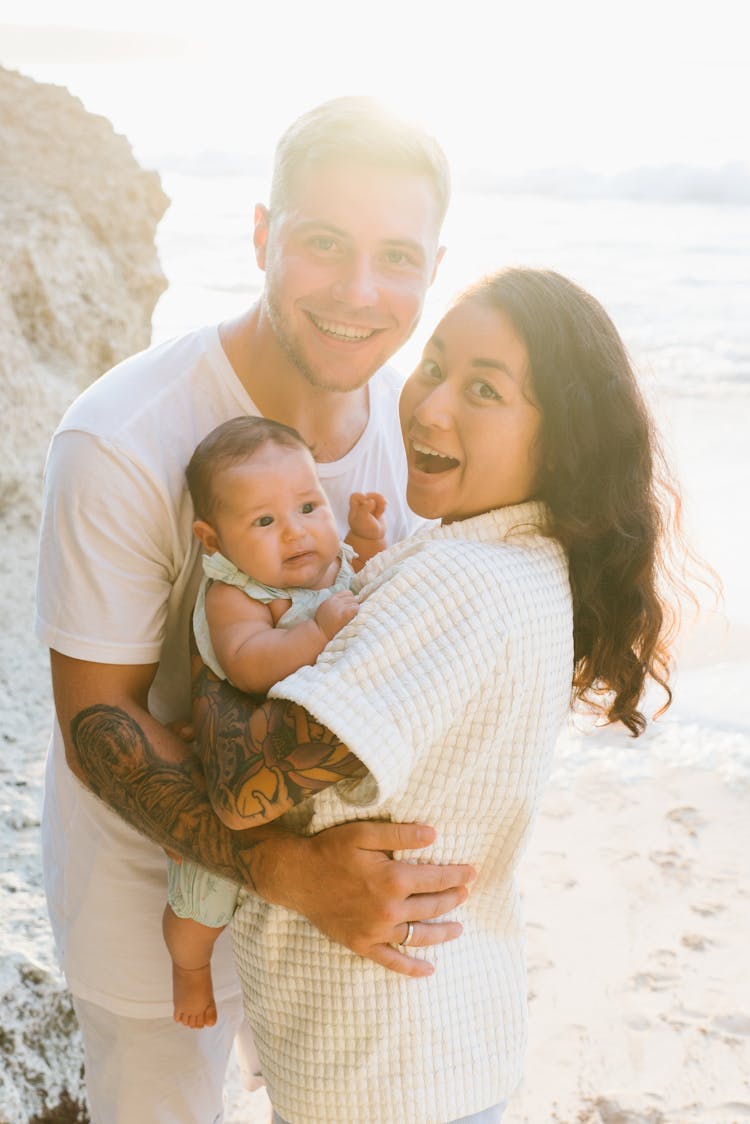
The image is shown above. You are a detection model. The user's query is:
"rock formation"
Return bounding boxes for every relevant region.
[0,65,169,1123]
[0,64,169,525]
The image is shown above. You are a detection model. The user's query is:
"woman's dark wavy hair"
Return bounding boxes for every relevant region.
[461,267,688,735]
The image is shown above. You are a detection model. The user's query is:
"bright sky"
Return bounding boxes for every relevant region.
[1,0,748,175]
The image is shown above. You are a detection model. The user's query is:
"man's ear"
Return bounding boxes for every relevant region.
[253,204,270,270]
[430,244,447,286]
[193,520,220,553]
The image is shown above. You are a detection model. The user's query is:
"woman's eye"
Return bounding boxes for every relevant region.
[469,379,501,401]
[300,502,315,514]
[254,515,274,527]
[421,358,441,381]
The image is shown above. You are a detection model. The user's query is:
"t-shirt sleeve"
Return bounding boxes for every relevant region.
[268,544,509,805]
[35,429,178,664]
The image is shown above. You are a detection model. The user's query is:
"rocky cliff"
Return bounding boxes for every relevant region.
[0,64,168,525]
[0,65,169,1123]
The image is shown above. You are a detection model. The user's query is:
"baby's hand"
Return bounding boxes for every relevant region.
[348,492,387,541]
[315,590,359,641]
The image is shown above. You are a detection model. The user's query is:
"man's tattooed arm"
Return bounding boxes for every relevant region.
[69,701,267,888]
[191,656,366,830]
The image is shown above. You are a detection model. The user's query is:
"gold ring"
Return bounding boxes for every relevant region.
[399,921,415,948]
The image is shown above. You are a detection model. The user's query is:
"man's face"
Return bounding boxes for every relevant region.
[255,159,445,393]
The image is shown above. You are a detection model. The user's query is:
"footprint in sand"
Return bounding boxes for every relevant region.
[690,900,727,917]
[587,1095,666,1122]
[666,805,704,836]
[648,849,692,878]
[681,932,714,951]
[631,970,680,991]
[712,1013,750,1036]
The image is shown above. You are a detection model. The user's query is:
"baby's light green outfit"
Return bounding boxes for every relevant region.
[167,545,357,928]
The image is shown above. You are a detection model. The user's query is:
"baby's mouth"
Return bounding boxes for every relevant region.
[412,440,459,474]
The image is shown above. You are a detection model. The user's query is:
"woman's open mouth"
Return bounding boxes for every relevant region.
[411,440,460,475]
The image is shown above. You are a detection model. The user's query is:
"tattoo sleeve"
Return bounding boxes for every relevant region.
[191,658,365,828]
[70,704,264,889]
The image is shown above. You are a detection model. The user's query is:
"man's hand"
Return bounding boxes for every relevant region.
[247,820,475,978]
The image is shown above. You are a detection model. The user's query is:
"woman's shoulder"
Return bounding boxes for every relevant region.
[357,505,568,613]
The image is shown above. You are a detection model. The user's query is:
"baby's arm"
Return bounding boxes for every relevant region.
[205,582,358,694]
[346,492,388,572]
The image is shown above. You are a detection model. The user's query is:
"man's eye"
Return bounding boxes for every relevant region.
[300,502,315,514]
[310,236,337,252]
[421,358,441,381]
[254,515,274,527]
[383,249,411,266]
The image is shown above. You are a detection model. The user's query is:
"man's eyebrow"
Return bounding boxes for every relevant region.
[296,220,348,237]
[428,335,518,380]
[380,238,426,256]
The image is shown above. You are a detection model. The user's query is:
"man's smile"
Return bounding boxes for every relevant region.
[306,312,380,341]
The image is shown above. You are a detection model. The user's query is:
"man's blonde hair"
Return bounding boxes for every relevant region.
[270,96,450,226]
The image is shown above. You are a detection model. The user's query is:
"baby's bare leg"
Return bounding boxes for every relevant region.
[162,904,225,1030]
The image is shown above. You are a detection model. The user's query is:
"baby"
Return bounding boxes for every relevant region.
[163,415,387,1028]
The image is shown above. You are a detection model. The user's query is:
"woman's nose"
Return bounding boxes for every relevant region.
[414,381,454,429]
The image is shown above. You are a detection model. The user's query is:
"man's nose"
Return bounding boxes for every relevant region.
[331,254,378,308]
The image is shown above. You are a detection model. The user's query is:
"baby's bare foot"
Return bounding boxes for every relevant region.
[172,962,217,1030]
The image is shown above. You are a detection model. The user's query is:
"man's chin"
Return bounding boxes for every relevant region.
[294,358,379,395]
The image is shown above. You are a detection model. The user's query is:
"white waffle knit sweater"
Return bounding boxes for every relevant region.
[231,501,573,1124]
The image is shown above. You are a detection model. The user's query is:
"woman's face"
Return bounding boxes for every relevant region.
[399,299,542,523]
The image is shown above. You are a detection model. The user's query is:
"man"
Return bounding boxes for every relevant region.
[36,97,474,1122]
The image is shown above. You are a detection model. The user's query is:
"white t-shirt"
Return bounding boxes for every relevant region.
[35,324,419,1017]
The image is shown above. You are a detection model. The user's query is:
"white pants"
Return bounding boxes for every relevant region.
[73,993,260,1124]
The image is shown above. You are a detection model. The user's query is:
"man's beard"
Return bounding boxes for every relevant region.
[263,290,376,394]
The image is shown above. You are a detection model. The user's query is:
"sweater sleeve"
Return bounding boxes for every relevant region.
[268,541,511,806]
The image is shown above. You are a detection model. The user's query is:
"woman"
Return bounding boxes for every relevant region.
[193,267,681,1123]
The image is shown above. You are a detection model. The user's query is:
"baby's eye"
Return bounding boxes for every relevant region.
[254,515,274,527]
[300,502,315,514]
[469,379,501,401]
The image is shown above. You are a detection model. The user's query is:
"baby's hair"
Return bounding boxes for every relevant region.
[187,416,309,522]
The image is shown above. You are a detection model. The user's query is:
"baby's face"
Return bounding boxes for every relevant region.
[208,442,341,590]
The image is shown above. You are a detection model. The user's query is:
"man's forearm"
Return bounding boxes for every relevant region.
[69,702,265,889]
[192,658,365,829]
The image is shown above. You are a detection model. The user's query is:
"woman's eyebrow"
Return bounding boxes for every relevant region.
[471,357,517,381]
[427,335,517,381]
